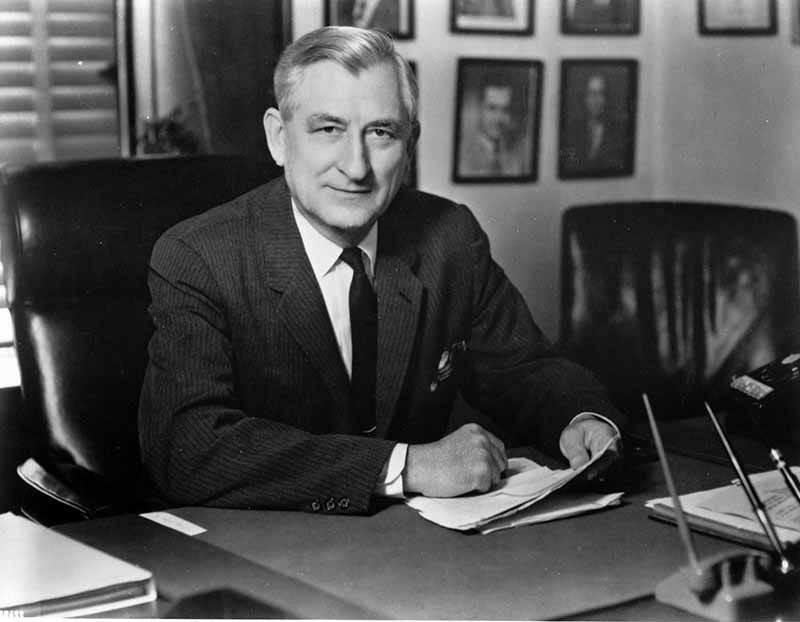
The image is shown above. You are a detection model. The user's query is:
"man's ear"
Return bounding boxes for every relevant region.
[263,107,286,167]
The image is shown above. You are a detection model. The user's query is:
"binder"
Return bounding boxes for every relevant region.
[0,513,156,617]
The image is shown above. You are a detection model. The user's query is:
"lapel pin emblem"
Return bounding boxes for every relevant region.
[430,340,466,392]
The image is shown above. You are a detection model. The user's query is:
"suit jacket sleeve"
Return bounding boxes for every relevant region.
[138,233,395,514]
[458,207,625,456]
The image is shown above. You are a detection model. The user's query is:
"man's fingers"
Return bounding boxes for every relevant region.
[484,430,508,474]
[559,425,590,470]
[462,423,507,479]
[584,433,622,480]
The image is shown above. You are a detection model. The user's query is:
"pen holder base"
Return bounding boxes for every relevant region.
[655,550,800,621]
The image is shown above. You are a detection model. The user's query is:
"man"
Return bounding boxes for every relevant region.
[561,72,626,175]
[459,74,527,177]
[139,26,624,514]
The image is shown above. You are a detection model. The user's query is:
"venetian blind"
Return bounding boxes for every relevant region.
[0,0,120,165]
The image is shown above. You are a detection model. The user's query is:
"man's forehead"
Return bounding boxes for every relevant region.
[587,76,606,91]
[290,60,406,119]
[484,85,512,103]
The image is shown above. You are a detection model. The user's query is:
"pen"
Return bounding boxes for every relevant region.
[768,447,800,509]
[704,402,794,575]
[642,394,704,581]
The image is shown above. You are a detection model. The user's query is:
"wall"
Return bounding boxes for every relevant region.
[293,0,659,338]
[652,0,800,212]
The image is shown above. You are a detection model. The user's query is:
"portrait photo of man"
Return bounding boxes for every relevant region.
[558,60,637,179]
[453,59,541,182]
[326,0,414,38]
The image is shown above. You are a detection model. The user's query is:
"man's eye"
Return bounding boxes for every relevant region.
[369,128,395,139]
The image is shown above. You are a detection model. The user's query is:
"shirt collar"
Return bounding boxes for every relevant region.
[291,198,378,280]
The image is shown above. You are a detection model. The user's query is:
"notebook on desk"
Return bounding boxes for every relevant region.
[0,512,156,617]
[645,467,800,551]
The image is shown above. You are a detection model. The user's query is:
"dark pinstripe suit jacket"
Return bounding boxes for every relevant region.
[138,176,623,514]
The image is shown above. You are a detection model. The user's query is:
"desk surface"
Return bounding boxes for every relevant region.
[55,450,785,620]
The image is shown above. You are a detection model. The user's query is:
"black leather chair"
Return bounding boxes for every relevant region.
[0,155,277,524]
[560,201,800,421]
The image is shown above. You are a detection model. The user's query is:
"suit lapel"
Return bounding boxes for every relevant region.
[249,180,425,437]
[374,201,424,437]
[251,179,354,430]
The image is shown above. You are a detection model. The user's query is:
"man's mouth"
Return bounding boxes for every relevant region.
[330,186,371,194]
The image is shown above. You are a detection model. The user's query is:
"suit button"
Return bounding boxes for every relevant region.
[310,499,321,512]
[325,497,336,512]
[338,497,350,510]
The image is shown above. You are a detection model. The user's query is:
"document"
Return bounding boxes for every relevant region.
[645,467,800,550]
[406,437,622,531]
[0,512,156,617]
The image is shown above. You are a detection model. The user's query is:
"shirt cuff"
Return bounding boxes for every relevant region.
[374,443,408,498]
[570,412,621,439]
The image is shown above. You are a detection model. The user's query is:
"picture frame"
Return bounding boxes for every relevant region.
[698,0,777,35]
[324,0,415,39]
[452,58,542,184]
[450,0,534,35]
[561,0,640,35]
[558,59,637,179]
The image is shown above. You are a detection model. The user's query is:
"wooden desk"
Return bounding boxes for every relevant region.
[55,451,780,620]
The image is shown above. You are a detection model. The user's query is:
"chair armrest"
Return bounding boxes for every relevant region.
[16,457,135,525]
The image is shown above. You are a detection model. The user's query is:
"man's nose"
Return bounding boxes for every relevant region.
[338,132,371,181]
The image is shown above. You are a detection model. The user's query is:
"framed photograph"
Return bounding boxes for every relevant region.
[558,59,637,179]
[453,58,542,183]
[698,0,776,35]
[324,0,414,39]
[450,0,534,35]
[561,0,639,35]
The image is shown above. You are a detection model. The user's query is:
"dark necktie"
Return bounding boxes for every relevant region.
[340,247,377,435]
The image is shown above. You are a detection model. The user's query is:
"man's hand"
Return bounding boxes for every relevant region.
[559,418,621,481]
[404,423,507,497]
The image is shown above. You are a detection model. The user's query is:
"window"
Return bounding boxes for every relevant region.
[0,0,128,386]
[0,0,124,164]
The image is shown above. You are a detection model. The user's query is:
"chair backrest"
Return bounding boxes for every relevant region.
[560,201,800,418]
[0,155,276,488]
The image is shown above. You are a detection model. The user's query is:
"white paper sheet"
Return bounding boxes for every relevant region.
[696,467,800,531]
[479,491,624,534]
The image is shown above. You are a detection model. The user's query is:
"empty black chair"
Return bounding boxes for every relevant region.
[0,155,277,523]
[560,201,800,420]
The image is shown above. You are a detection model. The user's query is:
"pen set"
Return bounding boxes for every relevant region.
[643,395,800,621]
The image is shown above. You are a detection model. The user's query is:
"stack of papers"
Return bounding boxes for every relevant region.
[645,467,800,549]
[407,439,623,533]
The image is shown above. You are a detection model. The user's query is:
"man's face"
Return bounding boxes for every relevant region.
[478,85,513,141]
[585,75,606,120]
[265,60,414,246]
